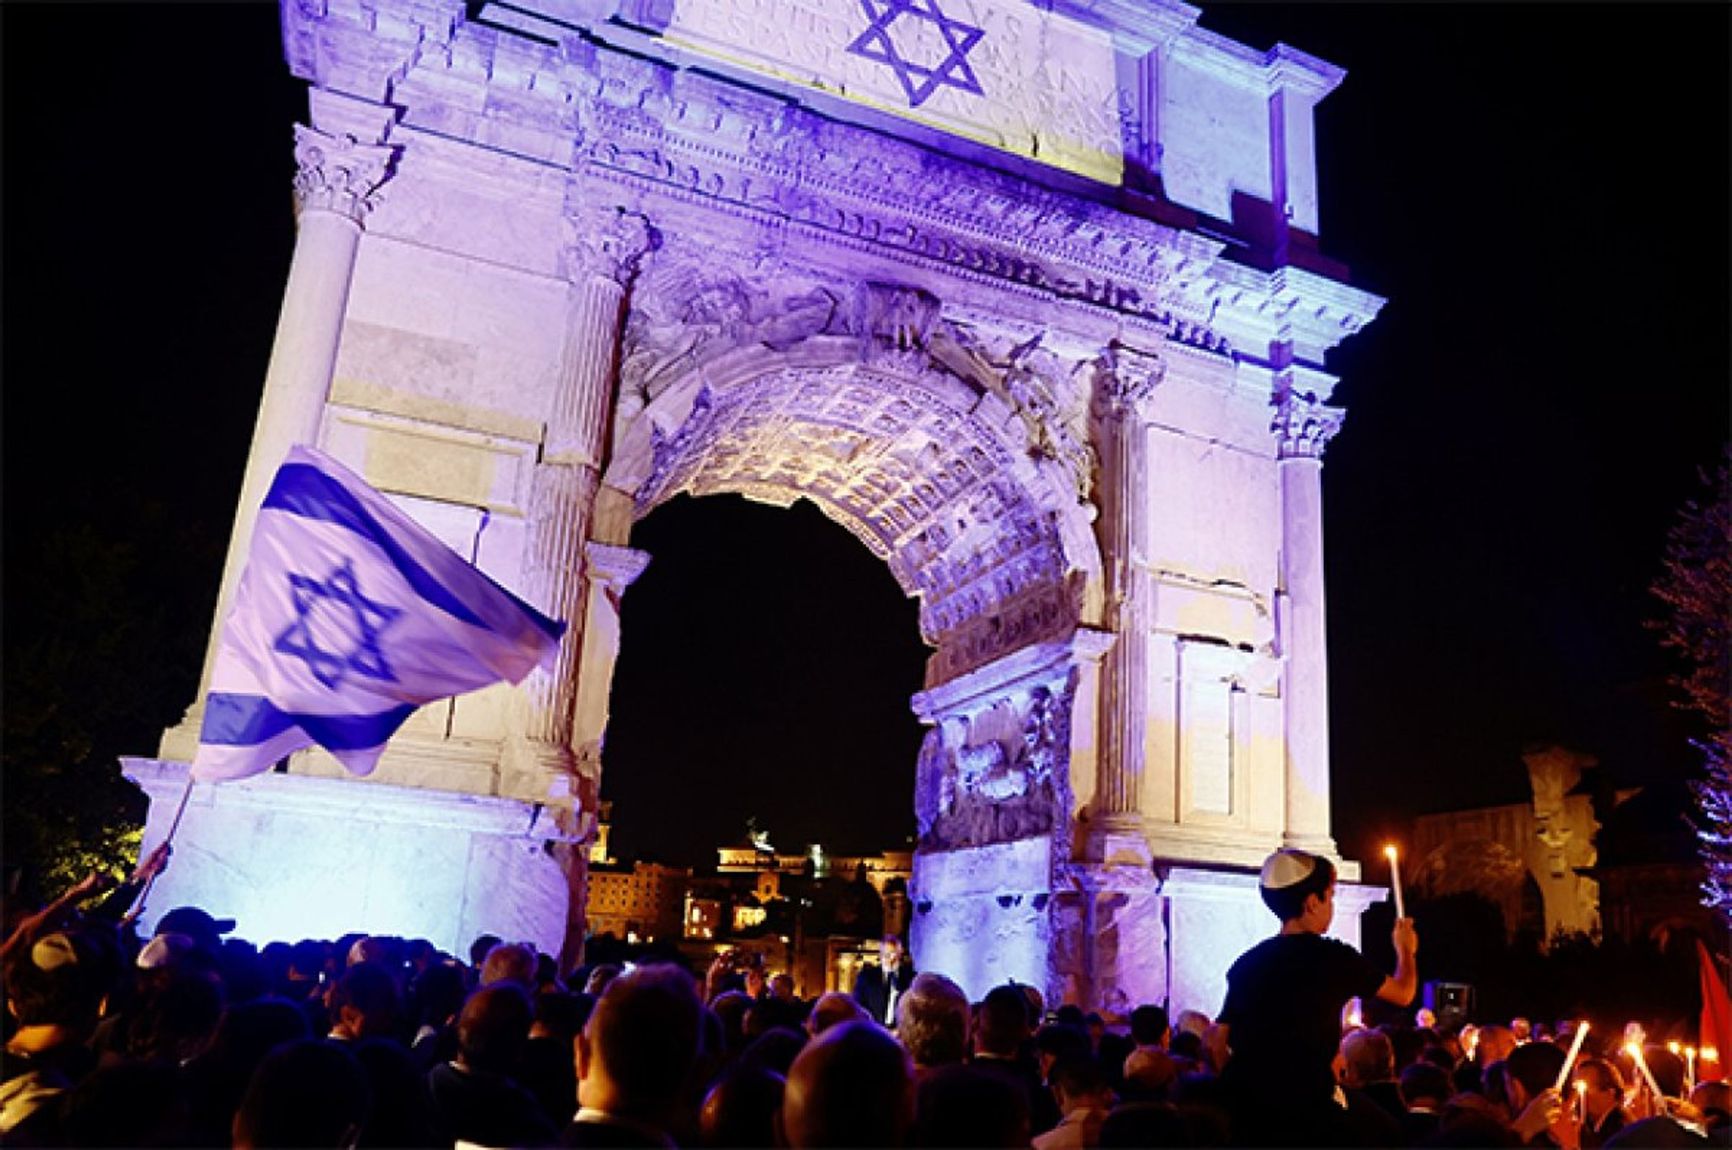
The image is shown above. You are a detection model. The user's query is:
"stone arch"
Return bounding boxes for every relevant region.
[588,274,1113,998]
[598,316,1106,687]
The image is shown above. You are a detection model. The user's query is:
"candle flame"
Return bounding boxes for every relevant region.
[1703,1047,1719,1061]
[1669,1041,1681,1053]
[1384,844,1398,858]
[1624,1043,1641,1057]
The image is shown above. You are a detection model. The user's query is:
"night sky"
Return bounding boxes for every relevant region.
[4,3,1726,873]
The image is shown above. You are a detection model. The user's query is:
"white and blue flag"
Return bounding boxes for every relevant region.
[192,445,565,782]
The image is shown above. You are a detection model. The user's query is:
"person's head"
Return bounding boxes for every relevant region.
[232,1039,370,1149]
[1475,1024,1516,1066]
[411,961,469,1029]
[1035,1022,1096,1081]
[155,906,235,960]
[127,968,225,1064]
[1340,1027,1397,1088]
[975,984,1034,1057]
[1257,849,1336,929]
[1503,1041,1566,1113]
[467,933,501,969]
[880,935,905,968]
[770,972,796,1001]
[530,990,590,1044]
[807,991,867,1037]
[327,961,400,1041]
[456,982,534,1074]
[1050,1055,1113,1113]
[4,927,114,1035]
[781,1020,914,1148]
[895,972,970,1069]
[912,1063,1030,1148]
[478,941,537,990]
[1689,1080,1729,1132]
[701,1063,786,1149]
[739,1026,809,1078]
[1509,1016,1532,1043]
[1130,1004,1170,1048]
[1399,1061,1452,1112]
[577,962,703,1120]
[584,962,623,997]
[1575,1057,1626,1123]
[1174,1010,1210,1039]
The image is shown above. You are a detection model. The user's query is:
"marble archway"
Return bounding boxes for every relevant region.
[133,0,1387,1007]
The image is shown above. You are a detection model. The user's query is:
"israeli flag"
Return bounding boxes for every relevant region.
[193,446,565,782]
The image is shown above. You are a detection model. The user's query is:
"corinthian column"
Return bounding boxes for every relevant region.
[1272,382,1345,853]
[164,126,394,761]
[1089,345,1165,830]
[513,204,653,768]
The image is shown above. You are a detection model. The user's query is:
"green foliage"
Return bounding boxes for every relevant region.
[1648,450,1732,926]
[3,502,216,902]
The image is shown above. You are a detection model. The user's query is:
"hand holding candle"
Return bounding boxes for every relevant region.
[1554,1021,1590,1093]
[1625,1043,1665,1110]
[1385,843,1406,920]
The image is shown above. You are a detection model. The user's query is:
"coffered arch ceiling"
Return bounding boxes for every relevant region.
[602,335,1103,682]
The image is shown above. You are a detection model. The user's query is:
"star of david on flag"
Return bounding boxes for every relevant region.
[193,445,565,782]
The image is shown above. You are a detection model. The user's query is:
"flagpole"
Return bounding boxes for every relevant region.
[122,774,195,926]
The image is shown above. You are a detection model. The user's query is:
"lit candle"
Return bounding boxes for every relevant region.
[1684,1046,1696,1095]
[1385,844,1406,919]
[1555,1021,1591,1093]
[1625,1043,1665,1106]
[1574,1080,1587,1126]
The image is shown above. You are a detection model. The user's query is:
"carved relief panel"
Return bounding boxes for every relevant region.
[915,671,1076,852]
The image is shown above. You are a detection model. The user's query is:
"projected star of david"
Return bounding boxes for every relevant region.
[273,559,403,690]
[847,0,984,108]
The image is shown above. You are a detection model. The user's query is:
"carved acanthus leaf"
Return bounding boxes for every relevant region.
[292,126,396,222]
[563,203,656,285]
[1271,385,1345,459]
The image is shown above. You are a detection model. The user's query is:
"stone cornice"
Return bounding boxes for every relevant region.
[284,0,1381,364]
[1043,0,1200,55]
[1167,24,1346,102]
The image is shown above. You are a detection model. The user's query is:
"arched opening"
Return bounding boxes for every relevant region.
[592,323,1108,997]
[601,492,928,867]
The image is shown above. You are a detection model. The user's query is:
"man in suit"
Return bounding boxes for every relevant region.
[562,964,701,1148]
[851,935,915,1028]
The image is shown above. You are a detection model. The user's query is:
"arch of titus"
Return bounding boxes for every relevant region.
[130,0,1385,1012]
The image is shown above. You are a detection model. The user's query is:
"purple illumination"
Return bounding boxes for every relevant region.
[846,0,984,108]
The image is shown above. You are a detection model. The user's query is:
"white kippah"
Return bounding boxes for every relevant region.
[1260,849,1318,890]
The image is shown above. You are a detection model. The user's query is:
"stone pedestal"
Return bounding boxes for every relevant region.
[912,841,1388,1015]
[123,758,577,955]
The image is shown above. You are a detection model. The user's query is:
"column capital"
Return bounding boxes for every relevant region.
[1090,342,1167,421]
[584,542,651,591]
[1271,384,1345,460]
[292,125,395,223]
[562,203,657,286]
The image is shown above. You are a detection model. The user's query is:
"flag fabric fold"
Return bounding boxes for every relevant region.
[192,445,564,782]
[1700,938,1730,1083]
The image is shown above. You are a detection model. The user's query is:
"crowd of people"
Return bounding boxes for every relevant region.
[1,846,1723,1148]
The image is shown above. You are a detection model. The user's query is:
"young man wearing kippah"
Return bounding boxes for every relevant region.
[1212,848,1418,1146]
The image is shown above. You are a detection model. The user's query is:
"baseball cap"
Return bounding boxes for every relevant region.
[155,906,236,944]
[137,932,198,970]
[1260,848,1320,891]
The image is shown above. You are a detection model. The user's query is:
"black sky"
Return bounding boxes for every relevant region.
[4,3,1727,872]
